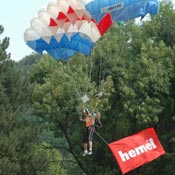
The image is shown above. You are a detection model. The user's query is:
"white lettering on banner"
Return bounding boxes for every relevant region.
[118,138,157,162]
[100,3,124,14]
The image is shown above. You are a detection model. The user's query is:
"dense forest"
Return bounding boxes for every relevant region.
[0,0,175,175]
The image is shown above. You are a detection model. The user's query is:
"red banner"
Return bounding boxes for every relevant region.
[108,128,165,174]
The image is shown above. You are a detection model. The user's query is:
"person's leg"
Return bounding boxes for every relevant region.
[83,128,89,156]
[83,143,88,152]
[89,141,93,152]
[88,127,94,155]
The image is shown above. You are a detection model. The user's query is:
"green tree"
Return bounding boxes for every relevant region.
[28,1,175,174]
[0,25,20,175]
[29,54,114,175]
[0,25,67,175]
[142,0,175,48]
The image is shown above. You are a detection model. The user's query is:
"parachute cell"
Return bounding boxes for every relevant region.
[24,0,159,60]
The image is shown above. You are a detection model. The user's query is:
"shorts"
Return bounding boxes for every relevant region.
[83,125,95,143]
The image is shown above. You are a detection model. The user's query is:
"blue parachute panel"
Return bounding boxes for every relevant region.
[85,0,159,22]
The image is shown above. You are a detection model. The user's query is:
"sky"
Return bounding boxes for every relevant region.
[0,0,51,62]
[1,0,174,62]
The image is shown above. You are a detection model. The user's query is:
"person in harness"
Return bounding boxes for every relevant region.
[80,108,102,156]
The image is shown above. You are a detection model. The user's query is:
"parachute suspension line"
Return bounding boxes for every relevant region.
[66,59,82,104]
[83,59,89,97]
[80,45,95,106]
[79,56,90,107]
[98,53,104,84]
[89,46,95,83]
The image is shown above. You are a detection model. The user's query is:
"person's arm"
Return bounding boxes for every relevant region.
[96,110,101,118]
[80,116,86,122]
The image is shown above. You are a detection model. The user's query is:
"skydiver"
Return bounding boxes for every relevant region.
[80,108,101,156]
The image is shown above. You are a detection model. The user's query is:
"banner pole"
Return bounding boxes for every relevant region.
[95,131,108,145]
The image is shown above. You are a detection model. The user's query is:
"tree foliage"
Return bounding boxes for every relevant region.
[29,1,175,174]
[0,26,67,175]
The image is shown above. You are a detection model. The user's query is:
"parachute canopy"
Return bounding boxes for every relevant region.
[24,0,159,60]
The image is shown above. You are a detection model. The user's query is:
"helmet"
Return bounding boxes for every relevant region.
[83,108,89,114]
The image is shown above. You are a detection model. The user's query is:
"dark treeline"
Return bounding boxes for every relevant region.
[0,1,175,175]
